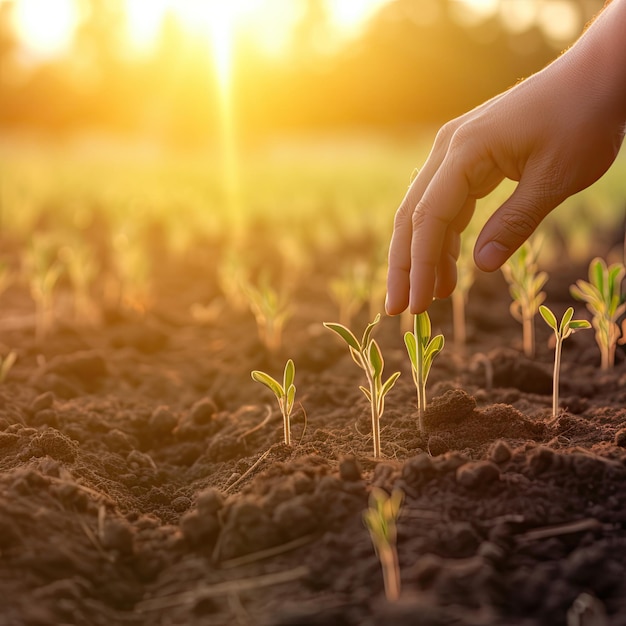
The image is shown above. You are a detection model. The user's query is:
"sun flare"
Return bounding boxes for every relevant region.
[11,0,79,57]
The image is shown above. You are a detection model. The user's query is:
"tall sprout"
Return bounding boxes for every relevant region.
[59,244,98,325]
[363,488,403,602]
[570,257,625,370]
[539,306,591,418]
[404,312,444,433]
[324,314,400,458]
[245,277,292,354]
[329,262,369,327]
[501,239,548,358]
[251,359,296,446]
[23,238,63,342]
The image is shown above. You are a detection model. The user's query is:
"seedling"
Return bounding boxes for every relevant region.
[0,261,15,300]
[0,350,17,384]
[539,305,591,418]
[58,244,98,324]
[570,257,625,370]
[324,314,400,458]
[24,239,63,342]
[245,278,292,353]
[363,487,403,602]
[501,239,548,358]
[251,359,296,446]
[329,263,369,327]
[404,312,445,433]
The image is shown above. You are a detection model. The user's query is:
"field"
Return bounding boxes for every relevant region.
[0,134,625,626]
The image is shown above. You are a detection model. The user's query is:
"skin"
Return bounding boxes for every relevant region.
[386,0,626,315]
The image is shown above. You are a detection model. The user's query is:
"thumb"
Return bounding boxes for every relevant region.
[473,169,562,272]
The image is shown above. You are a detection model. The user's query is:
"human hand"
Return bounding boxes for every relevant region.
[386,3,626,315]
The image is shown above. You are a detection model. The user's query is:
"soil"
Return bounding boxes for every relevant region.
[1,247,625,626]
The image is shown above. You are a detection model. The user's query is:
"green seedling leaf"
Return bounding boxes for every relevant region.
[569,320,591,330]
[362,313,381,349]
[286,384,296,415]
[283,359,295,391]
[403,331,417,367]
[539,305,557,331]
[323,322,360,351]
[415,312,431,346]
[251,370,283,399]
[360,385,372,402]
[381,371,401,397]
[369,339,384,379]
[559,306,574,333]
[591,257,604,292]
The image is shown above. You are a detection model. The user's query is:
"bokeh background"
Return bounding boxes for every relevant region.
[0,0,606,142]
[0,0,622,335]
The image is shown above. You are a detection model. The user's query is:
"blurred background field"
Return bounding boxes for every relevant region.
[0,0,624,336]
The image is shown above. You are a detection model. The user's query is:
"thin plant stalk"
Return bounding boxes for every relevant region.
[363,488,403,602]
[570,257,625,370]
[324,315,400,458]
[539,305,591,419]
[251,359,296,446]
[404,312,444,433]
[501,239,547,359]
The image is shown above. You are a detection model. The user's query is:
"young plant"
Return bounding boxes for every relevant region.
[539,305,591,418]
[570,257,625,370]
[324,314,400,458]
[251,359,296,446]
[404,312,445,433]
[363,487,403,602]
[0,350,17,384]
[329,263,369,327]
[245,278,292,353]
[501,239,548,358]
[58,244,99,325]
[23,238,63,342]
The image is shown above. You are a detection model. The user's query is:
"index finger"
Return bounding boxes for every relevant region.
[386,159,443,315]
[408,161,471,313]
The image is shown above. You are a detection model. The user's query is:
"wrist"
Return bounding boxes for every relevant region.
[571,0,626,123]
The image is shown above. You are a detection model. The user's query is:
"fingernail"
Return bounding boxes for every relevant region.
[476,241,509,272]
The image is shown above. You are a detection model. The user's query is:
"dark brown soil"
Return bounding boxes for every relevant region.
[1,252,625,626]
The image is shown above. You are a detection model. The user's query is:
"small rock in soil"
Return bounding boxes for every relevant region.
[456,461,500,489]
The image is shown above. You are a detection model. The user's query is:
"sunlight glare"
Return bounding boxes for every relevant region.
[537,0,581,43]
[124,0,170,53]
[498,0,538,34]
[326,0,389,37]
[12,0,78,57]
[452,0,499,26]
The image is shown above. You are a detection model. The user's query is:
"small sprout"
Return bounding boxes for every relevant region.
[329,263,369,327]
[363,487,403,602]
[0,261,15,300]
[324,314,400,458]
[0,350,17,384]
[59,244,99,324]
[23,238,63,342]
[251,359,296,446]
[111,231,152,314]
[404,312,444,433]
[245,278,292,353]
[501,239,548,358]
[539,305,591,419]
[570,257,625,370]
